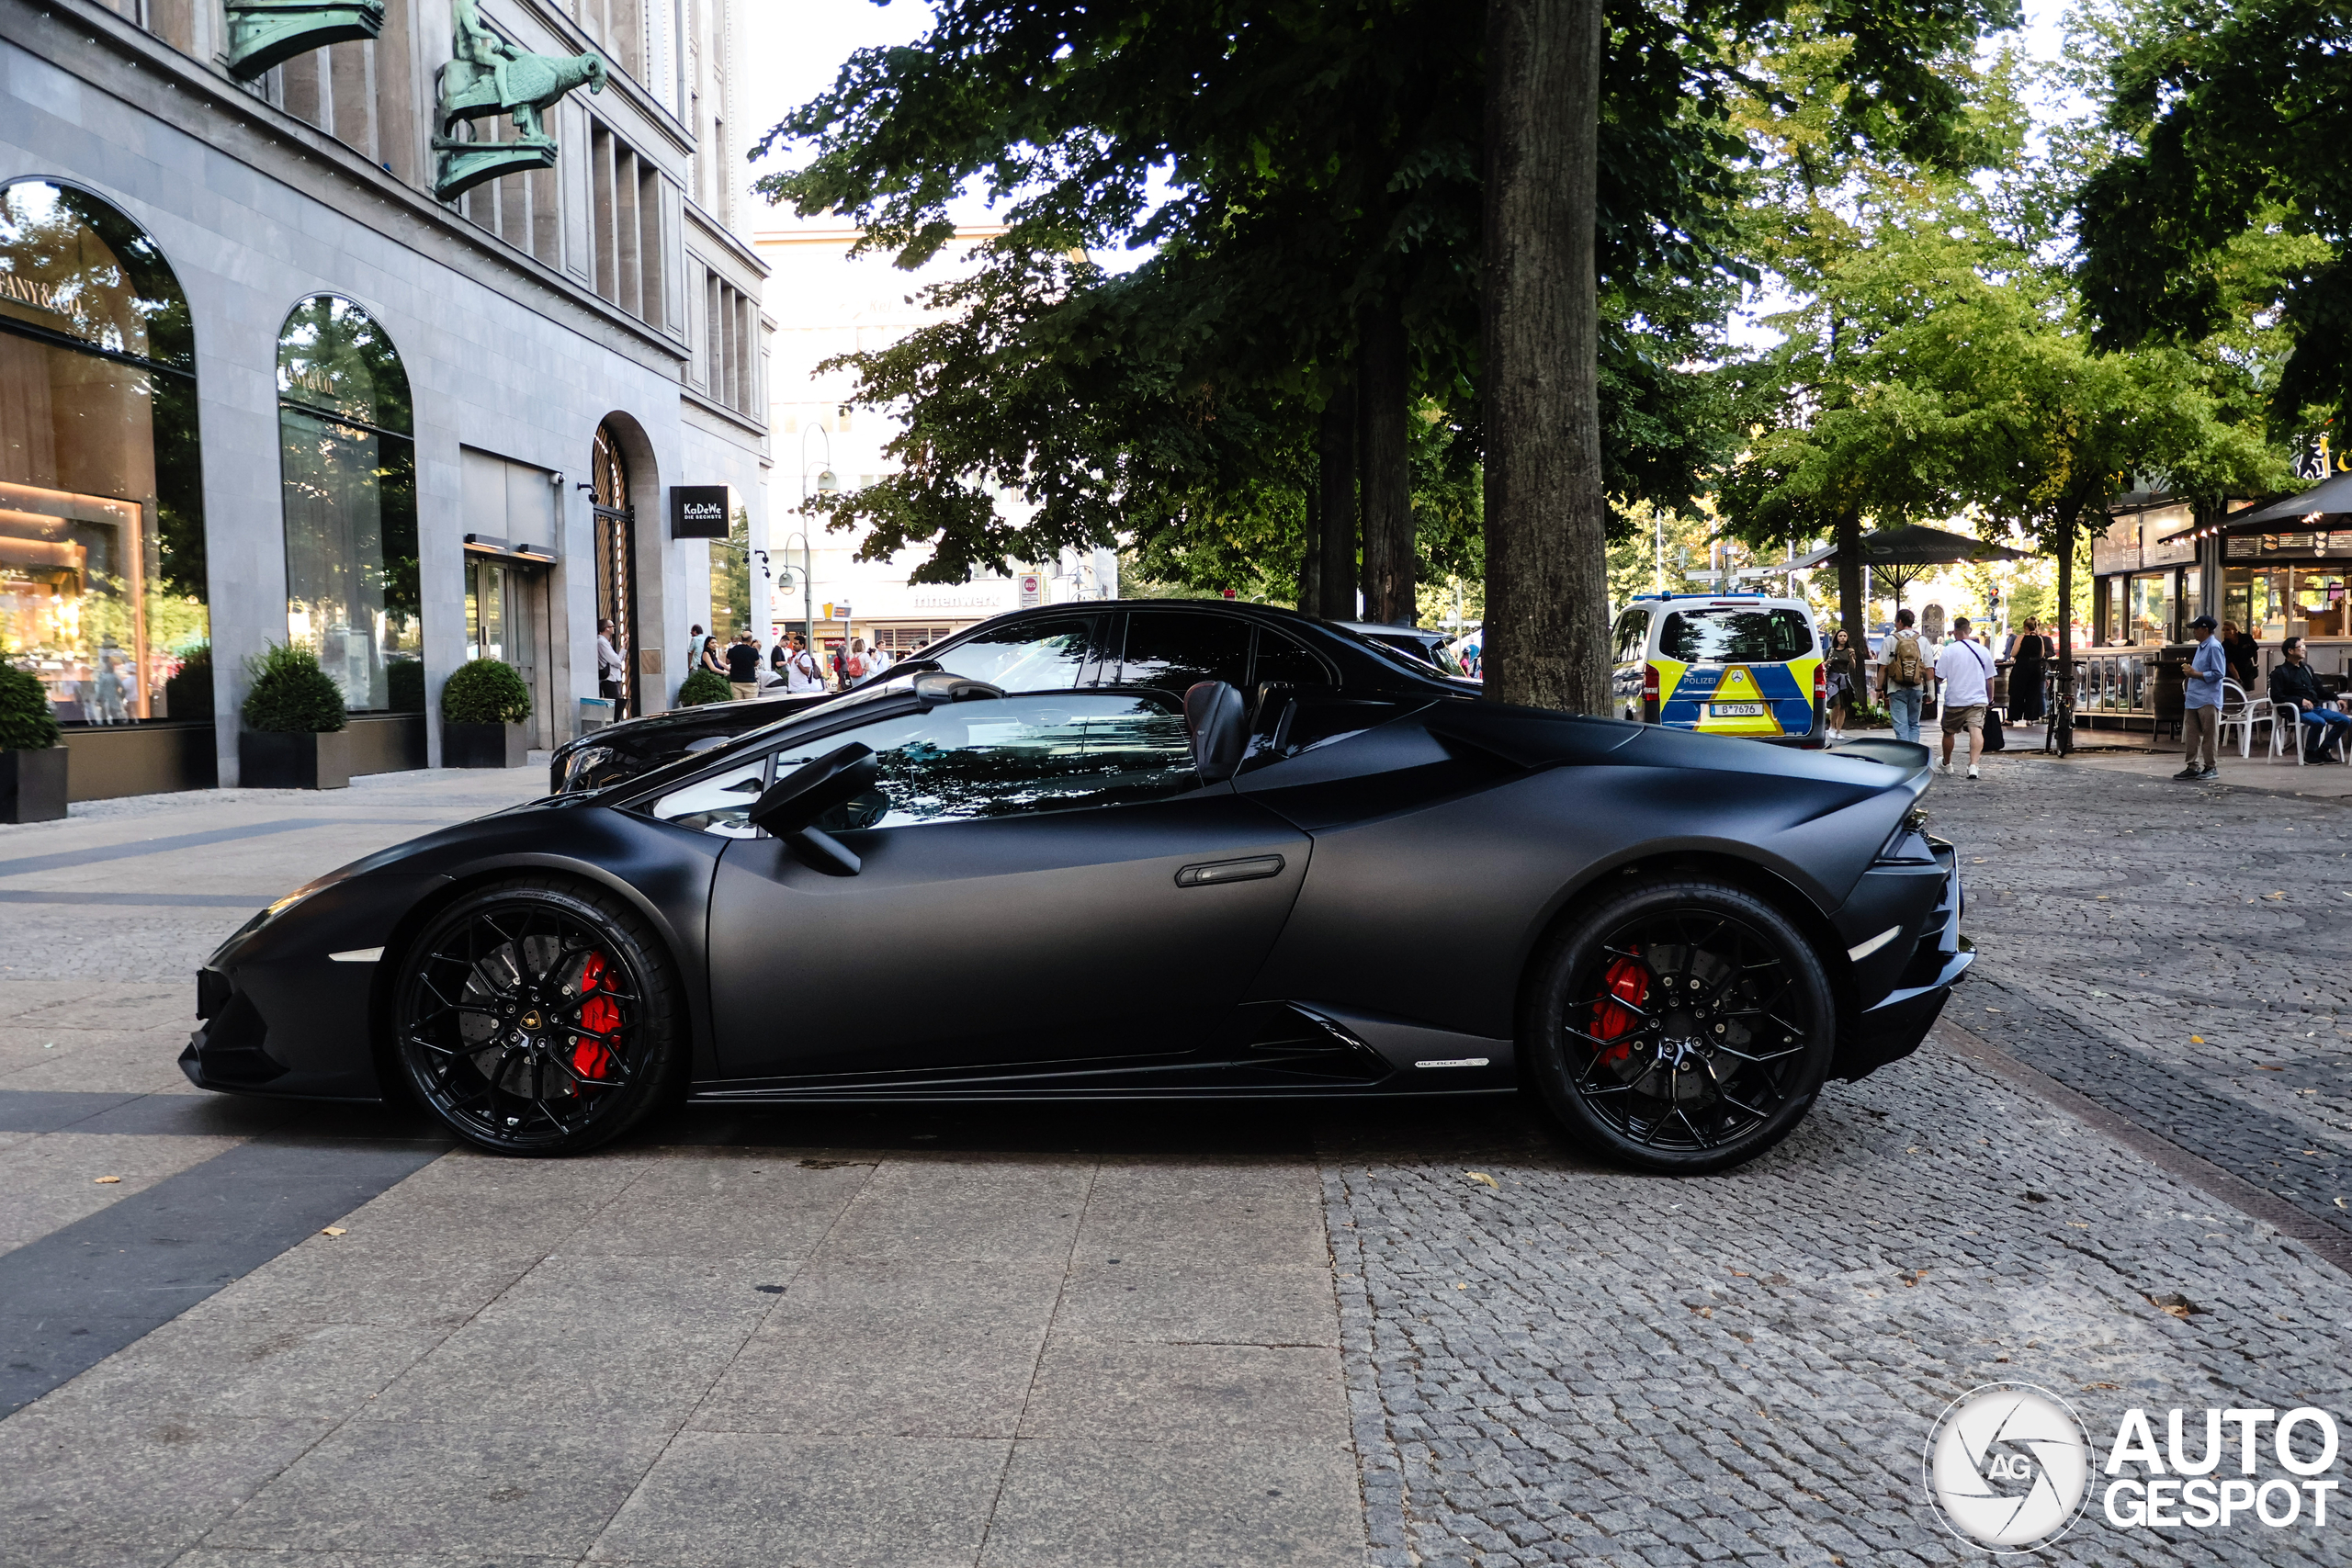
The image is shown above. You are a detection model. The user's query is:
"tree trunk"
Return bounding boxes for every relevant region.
[1481,0,1606,711]
[1297,484,1322,615]
[1357,299,1415,625]
[1317,379,1358,619]
[2053,500,2077,757]
[1835,511,1866,661]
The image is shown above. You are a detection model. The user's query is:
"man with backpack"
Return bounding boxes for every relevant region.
[1877,608,1928,745]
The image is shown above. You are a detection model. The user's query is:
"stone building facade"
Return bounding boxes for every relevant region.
[1,0,769,791]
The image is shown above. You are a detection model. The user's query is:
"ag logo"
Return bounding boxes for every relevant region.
[1924,1382,2094,1552]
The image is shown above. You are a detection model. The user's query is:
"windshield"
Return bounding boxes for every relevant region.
[1657,608,1813,664]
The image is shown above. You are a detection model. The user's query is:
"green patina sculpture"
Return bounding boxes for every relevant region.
[432,0,606,203]
[223,0,386,82]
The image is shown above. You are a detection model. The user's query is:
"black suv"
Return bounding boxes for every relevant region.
[550,600,1476,793]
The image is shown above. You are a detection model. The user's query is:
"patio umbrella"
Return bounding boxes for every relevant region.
[1783,524,2029,603]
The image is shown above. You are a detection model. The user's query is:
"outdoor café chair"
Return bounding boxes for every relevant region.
[2217,679,2272,758]
[2270,700,2351,765]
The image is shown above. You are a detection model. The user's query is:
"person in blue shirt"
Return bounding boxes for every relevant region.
[2177,614,2226,782]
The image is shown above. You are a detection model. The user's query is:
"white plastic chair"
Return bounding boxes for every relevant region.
[2271,700,2351,765]
[2216,680,2272,758]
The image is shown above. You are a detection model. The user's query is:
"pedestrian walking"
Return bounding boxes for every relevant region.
[1933,615,1996,779]
[1823,627,1858,740]
[725,632,763,701]
[780,633,829,694]
[2008,617,2051,723]
[1878,608,1927,745]
[836,637,876,687]
[2267,637,2349,762]
[595,618,625,702]
[2177,614,2226,781]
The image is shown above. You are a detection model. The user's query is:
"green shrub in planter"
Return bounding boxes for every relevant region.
[0,659,62,751]
[163,645,213,720]
[441,658,531,724]
[677,667,734,707]
[386,657,426,713]
[242,642,347,733]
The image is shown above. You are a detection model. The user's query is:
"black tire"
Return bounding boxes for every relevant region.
[392,876,684,1156]
[1525,875,1836,1174]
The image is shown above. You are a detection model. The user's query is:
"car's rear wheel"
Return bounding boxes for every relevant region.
[392,877,682,1156]
[1525,875,1835,1174]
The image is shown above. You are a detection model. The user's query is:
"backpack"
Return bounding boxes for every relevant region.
[1888,631,1925,687]
[840,651,868,682]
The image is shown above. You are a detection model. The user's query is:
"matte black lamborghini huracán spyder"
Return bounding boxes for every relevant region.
[187,608,1968,1172]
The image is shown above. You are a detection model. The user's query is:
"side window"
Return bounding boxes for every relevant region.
[650,754,768,838]
[1116,611,1253,697]
[933,616,1095,691]
[1251,627,1329,690]
[775,694,1198,829]
[1612,611,1650,664]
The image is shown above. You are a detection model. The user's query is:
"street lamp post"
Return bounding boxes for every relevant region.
[794,422,840,662]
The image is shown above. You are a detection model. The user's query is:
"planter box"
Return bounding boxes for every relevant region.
[0,747,68,823]
[347,713,428,776]
[443,720,529,769]
[240,728,351,790]
[62,720,217,801]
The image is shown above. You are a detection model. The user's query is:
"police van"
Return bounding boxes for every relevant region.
[1609,592,1823,739]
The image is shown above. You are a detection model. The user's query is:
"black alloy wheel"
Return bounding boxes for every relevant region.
[1526,876,1835,1174]
[393,878,681,1156]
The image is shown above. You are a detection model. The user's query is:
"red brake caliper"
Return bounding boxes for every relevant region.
[571,952,619,1084]
[1589,950,1646,1066]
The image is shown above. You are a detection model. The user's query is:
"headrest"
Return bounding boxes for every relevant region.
[1183,681,1247,784]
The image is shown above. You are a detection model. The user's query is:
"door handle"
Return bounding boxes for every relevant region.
[1174,854,1285,887]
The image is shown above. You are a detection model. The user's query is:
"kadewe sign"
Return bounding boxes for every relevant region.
[671,485,737,539]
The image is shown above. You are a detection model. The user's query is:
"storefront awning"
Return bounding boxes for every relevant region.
[2153,473,2352,545]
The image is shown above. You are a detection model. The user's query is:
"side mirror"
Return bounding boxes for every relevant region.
[746,743,880,875]
[910,671,1006,706]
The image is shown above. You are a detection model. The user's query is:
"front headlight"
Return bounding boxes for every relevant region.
[209,882,324,963]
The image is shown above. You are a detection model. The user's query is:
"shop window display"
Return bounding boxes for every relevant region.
[277,296,420,710]
[0,179,209,723]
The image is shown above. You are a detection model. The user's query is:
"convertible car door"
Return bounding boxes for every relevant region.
[694,694,1310,1083]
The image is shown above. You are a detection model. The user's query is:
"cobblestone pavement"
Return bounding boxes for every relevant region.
[1318,759,2352,1568]
[1923,757,2352,1245]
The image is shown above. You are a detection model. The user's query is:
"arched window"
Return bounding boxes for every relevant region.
[0,178,209,725]
[277,296,421,711]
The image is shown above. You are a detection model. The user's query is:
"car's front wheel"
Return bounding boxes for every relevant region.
[392,877,683,1156]
[1525,875,1836,1173]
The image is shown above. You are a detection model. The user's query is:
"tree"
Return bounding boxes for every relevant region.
[2075,0,2352,426]
[761,0,2016,702]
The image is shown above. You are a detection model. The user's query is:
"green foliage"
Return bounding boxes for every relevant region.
[240,642,347,734]
[676,668,735,707]
[386,657,425,713]
[753,0,2011,594]
[2074,0,2352,428]
[163,645,212,721]
[0,660,62,751]
[440,658,531,725]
